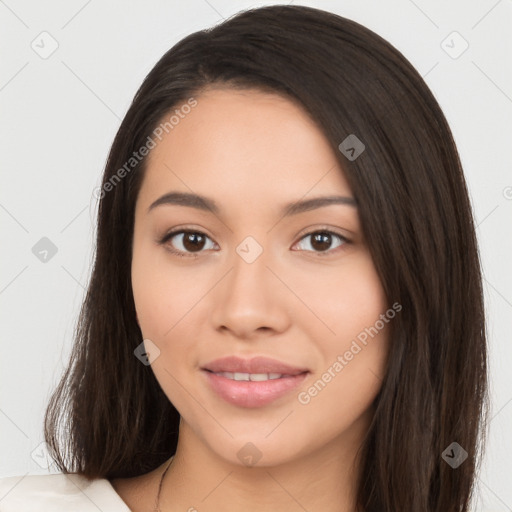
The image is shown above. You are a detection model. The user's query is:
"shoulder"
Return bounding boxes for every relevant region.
[0,473,131,511]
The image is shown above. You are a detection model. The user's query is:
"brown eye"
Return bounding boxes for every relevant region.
[160,230,216,257]
[294,230,349,255]
[310,232,333,251]
[180,232,207,252]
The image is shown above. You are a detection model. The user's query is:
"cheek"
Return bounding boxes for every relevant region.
[131,242,202,402]
[131,237,198,340]
[297,326,389,432]
[131,242,164,337]
[291,252,388,342]
[295,311,390,446]
[294,253,390,407]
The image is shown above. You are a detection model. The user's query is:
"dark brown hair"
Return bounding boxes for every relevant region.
[44,5,489,511]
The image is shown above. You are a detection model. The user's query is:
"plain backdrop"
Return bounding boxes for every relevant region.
[1,1,511,510]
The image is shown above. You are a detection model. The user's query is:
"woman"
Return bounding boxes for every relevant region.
[0,5,488,511]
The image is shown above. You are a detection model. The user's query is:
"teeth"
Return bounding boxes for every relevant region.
[250,373,274,381]
[215,372,284,381]
[251,373,283,381]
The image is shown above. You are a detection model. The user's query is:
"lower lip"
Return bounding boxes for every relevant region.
[202,370,309,408]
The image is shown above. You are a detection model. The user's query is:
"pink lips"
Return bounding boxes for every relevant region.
[202,356,309,375]
[201,356,309,408]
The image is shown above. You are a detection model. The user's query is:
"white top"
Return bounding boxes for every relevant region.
[0,473,131,511]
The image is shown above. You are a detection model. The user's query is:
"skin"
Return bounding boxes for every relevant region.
[111,88,391,512]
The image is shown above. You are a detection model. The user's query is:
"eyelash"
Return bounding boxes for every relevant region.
[158,227,351,259]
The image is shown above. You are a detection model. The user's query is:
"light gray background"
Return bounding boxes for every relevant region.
[1,1,511,510]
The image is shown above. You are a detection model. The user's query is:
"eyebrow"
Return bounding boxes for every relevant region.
[147,191,357,217]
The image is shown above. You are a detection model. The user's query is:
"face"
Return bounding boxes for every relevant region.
[131,88,392,467]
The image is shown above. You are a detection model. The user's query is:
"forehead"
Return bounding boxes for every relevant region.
[139,88,352,211]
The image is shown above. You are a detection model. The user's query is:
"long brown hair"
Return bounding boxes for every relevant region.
[44,5,489,511]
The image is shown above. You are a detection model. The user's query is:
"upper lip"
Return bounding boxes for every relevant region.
[202,356,309,375]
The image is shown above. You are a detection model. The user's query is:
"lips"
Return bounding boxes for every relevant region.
[201,355,309,376]
[201,356,310,408]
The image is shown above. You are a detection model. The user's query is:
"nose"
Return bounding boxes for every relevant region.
[210,244,291,340]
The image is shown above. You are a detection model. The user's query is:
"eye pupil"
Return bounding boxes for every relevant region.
[311,232,332,251]
[183,232,206,252]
